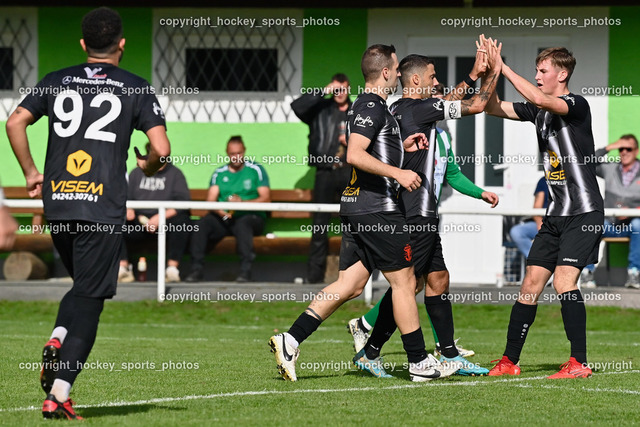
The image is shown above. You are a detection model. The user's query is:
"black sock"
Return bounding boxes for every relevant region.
[401,328,428,364]
[425,293,458,358]
[56,296,105,385]
[504,301,537,365]
[364,288,396,359]
[287,311,322,345]
[559,290,587,364]
[54,290,76,330]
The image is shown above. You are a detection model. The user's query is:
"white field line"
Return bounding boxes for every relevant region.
[2,370,639,413]
[512,383,640,395]
[0,334,208,342]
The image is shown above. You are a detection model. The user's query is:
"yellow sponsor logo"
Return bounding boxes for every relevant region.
[66,150,92,177]
[545,170,566,181]
[51,180,104,195]
[547,150,560,168]
[342,186,360,196]
[350,168,357,185]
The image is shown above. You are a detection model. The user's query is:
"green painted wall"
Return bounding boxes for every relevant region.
[152,122,312,190]
[608,6,640,144]
[301,9,368,93]
[607,6,640,268]
[38,7,152,82]
[0,121,313,189]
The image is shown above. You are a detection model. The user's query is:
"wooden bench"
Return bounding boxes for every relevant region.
[3,186,341,256]
[189,188,314,219]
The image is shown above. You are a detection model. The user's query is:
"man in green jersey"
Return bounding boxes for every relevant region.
[186,136,270,282]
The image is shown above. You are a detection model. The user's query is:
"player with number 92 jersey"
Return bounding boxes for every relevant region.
[19,64,166,224]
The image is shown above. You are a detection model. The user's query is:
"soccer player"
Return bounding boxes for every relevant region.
[6,7,170,419]
[270,44,452,382]
[351,36,502,378]
[484,43,603,378]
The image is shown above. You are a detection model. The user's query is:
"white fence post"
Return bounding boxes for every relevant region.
[157,207,167,303]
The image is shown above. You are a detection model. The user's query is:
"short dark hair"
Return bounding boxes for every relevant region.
[398,54,435,88]
[82,7,123,55]
[536,47,576,83]
[227,135,245,147]
[331,73,349,84]
[620,134,639,148]
[361,44,396,83]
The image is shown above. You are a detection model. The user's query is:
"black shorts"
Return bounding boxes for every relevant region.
[50,221,122,298]
[339,212,412,273]
[407,217,447,277]
[527,211,604,272]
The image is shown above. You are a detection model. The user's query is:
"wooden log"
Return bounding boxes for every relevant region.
[3,251,49,280]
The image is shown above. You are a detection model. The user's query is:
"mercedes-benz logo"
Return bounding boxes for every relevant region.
[62,76,72,84]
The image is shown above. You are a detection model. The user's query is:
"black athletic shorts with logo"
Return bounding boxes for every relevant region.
[339,212,413,272]
[527,211,604,272]
[407,217,447,277]
[50,221,122,298]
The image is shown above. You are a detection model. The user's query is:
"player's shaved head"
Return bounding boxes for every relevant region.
[399,54,435,87]
[361,44,396,83]
[536,47,575,83]
[82,7,123,56]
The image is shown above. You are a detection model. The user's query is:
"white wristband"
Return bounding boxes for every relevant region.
[443,100,462,120]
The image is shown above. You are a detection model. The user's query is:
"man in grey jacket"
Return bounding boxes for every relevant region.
[291,74,352,283]
[581,134,640,289]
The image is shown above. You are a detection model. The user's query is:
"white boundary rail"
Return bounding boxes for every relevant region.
[4,199,638,303]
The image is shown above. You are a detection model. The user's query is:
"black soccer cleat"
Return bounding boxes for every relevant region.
[41,338,61,394]
[42,394,83,420]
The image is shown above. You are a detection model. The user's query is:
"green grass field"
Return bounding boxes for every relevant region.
[1,300,639,425]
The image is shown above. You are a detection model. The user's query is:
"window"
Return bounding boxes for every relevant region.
[0,12,37,121]
[152,10,303,122]
[0,47,13,90]
[186,48,278,92]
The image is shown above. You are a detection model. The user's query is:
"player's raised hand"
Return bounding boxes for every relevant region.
[481,191,499,208]
[395,169,422,192]
[486,37,502,73]
[402,132,428,152]
[471,34,488,78]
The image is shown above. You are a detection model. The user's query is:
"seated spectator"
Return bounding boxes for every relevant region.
[118,143,191,283]
[185,136,270,282]
[510,176,549,258]
[581,134,640,289]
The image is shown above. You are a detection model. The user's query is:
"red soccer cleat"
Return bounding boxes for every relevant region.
[547,357,592,379]
[488,356,521,376]
[42,394,83,420]
[40,338,62,394]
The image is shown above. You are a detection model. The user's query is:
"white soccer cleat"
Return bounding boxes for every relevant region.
[410,354,461,382]
[165,266,181,283]
[269,333,299,381]
[117,264,134,283]
[409,354,442,382]
[347,318,370,353]
[434,338,475,358]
